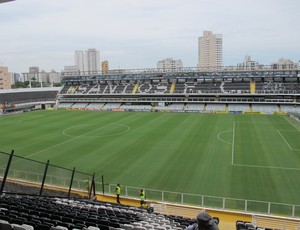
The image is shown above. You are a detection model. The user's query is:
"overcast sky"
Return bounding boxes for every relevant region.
[0,0,299,73]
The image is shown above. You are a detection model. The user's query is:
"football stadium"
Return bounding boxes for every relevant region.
[1,66,300,229]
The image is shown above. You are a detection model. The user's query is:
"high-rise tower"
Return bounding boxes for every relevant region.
[198,31,223,70]
[85,48,100,73]
[75,50,85,72]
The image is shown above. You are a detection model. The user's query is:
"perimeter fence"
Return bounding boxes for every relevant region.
[0,150,95,198]
[101,184,300,218]
[1,150,300,218]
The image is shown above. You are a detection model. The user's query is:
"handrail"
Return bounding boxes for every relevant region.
[252,215,300,230]
[100,183,300,218]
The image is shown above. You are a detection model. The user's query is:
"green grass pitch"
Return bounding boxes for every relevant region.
[1,110,300,207]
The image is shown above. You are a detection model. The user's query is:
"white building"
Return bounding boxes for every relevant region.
[38,70,48,83]
[237,56,261,70]
[48,70,61,83]
[75,50,85,72]
[157,58,183,72]
[85,48,100,74]
[64,65,79,73]
[271,58,299,70]
[198,31,223,70]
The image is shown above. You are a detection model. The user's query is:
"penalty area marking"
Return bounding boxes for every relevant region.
[284,116,300,132]
[277,130,293,150]
[233,163,300,171]
[277,129,300,151]
[231,121,300,170]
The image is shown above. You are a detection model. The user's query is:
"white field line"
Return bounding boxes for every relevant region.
[233,163,300,171]
[277,130,293,151]
[25,123,119,159]
[216,130,232,145]
[284,116,300,131]
[236,121,287,124]
[232,120,300,170]
[62,123,130,138]
[231,122,236,165]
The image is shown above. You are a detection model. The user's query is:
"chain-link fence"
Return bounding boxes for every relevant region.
[0,150,94,198]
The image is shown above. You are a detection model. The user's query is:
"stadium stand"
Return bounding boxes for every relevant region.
[228,104,250,112]
[206,104,226,112]
[0,88,60,115]
[71,103,88,109]
[0,195,195,230]
[86,103,105,110]
[185,103,205,111]
[57,67,300,115]
[57,103,74,109]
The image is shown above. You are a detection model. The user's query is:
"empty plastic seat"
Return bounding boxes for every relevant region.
[50,226,68,230]
[87,226,100,230]
[133,227,147,230]
[12,224,27,230]
[21,224,34,230]
[122,224,134,230]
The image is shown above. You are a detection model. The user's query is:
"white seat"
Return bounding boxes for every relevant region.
[12,224,27,230]
[21,224,34,230]
[122,224,134,230]
[87,227,100,230]
[51,226,68,230]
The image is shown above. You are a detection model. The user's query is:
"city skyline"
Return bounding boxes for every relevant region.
[0,0,299,73]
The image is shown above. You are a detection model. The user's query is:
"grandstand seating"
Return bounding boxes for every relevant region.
[59,79,300,96]
[236,220,256,230]
[71,103,88,109]
[102,103,122,110]
[1,194,283,230]
[280,105,300,113]
[0,91,58,105]
[86,103,105,110]
[251,105,278,113]
[120,104,152,110]
[228,104,250,112]
[206,104,226,112]
[185,104,204,111]
[0,195,196,230]
[54,75,300,114]
[57,103,74,109]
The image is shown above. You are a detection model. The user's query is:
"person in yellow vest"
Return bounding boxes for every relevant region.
[140,189,146,207]
[115,183,121,204]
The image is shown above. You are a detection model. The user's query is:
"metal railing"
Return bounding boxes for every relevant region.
[2,150,300,218]
[252,215,300,230]
[0,150,95,198]
[60,65,300,77]
[101,183,300,218]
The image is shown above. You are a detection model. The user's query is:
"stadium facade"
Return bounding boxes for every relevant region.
[56,65,300,115]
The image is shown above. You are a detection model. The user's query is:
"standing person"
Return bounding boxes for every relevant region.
[140,189,146,207]
[115,183,121,204]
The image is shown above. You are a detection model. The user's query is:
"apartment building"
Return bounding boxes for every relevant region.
[198,31,223,70]
[0,66,11,89]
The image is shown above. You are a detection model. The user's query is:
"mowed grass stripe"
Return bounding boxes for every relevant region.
[1,111,300,205]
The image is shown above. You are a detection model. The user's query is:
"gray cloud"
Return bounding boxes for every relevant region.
[0,0,299,73]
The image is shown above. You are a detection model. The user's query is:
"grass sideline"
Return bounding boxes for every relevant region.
[1,110,300,208]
